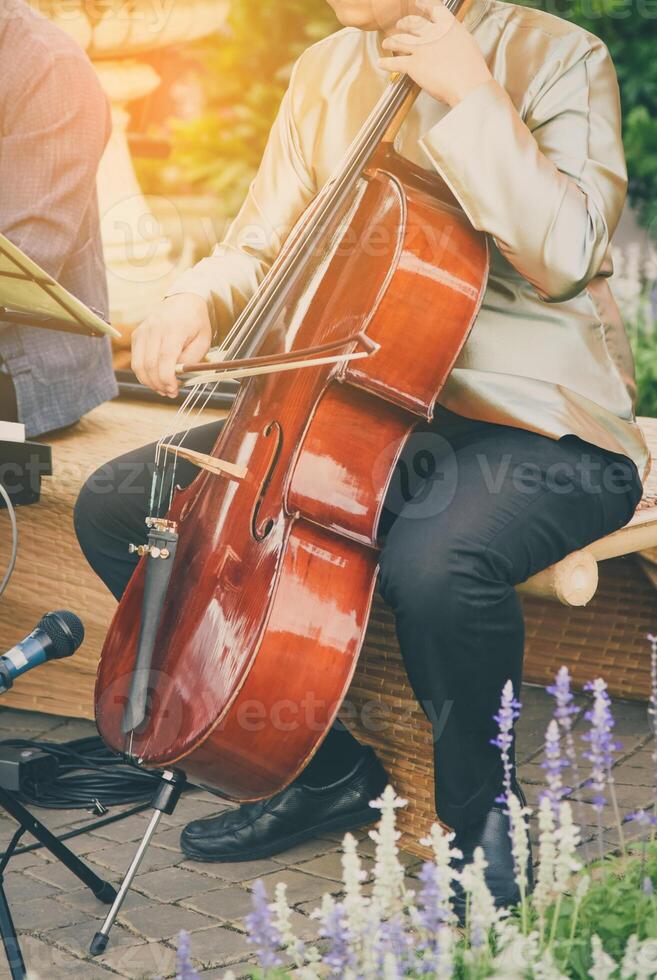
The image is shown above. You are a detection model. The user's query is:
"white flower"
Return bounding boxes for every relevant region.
[621,934,641,979]
[634,937,657,979]
[589,934,618,980]
[421,822,462,925]
[360,901,384,980]
[534,796,558,916]
[491,921,540,977]
[532,948,570,979]
[554,801,582,894]
[341,832,368,945]
[575,874,591,901]
[508,792,532,897]
[368,785,410,919]
[382,950,401,979]
[461,846,501,954]
[271,881,305,968]
[434,925,455,980]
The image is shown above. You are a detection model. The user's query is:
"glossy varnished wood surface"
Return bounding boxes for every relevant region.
[95,154,489,800]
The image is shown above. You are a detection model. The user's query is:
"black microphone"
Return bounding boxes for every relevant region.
[0,611,84,693]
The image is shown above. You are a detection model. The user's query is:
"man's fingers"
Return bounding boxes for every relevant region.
[382,33,420,54]
[395,14,427,33]
[378,55,412,72]
[157,345,182,398]
[141,331,167,395]
[417,0,452,23]
[130,294,212,395]
[178,332,213,368]
[131,329,150,389]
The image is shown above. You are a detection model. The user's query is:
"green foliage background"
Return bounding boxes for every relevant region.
[139,0,337,218]
[144,0,656,239]
[517,0,657,239]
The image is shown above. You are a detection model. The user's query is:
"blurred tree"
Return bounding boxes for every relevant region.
[137,0,337,217]
[517,0,657,239]
[140,0,655,240]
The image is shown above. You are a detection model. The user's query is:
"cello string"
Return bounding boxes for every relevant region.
[164,378,225,513]
[152,379,218,516]
[217,80,412,359]
[214,73,417,360]
[150,374,221,517]
[217,0,463,361]
[150,383,204,515]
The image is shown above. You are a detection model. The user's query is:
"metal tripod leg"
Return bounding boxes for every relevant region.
[0,787,116,902]
[90,770,185,956]
[0,876,25,980]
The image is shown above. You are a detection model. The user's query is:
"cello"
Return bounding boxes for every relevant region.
[95,0,488,814]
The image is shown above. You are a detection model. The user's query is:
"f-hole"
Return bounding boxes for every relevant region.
[251,421,283,541]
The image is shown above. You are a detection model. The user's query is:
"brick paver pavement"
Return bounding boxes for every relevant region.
[0,683,653,978]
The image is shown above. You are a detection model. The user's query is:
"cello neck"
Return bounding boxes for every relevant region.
[225,0,469,361]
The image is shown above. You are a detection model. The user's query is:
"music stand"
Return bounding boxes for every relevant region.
[0,233,120,339]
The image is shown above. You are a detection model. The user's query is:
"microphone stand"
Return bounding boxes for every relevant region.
[0,776,116,978]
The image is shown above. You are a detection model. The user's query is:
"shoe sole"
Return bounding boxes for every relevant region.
[180,804,379,863]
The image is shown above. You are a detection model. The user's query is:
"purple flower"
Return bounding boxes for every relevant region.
[548,667,578,723]
[317,900,354,975]
[416,861,450,974]
[540,718,569,813]
[176,931,200,980]
[245,879,283,970]
[582,679,619,811]
[491,680,521,802]
[417,860,443,934]
[629,808,657,828]
[378,913,413,976]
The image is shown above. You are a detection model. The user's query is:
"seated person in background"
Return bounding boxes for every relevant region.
[0,0,117,436]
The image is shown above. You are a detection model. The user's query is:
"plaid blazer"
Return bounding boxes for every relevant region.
[0,1,117,437]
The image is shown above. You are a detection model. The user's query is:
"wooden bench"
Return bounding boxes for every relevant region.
[0,403,655,853]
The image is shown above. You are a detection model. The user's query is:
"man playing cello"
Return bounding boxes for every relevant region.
[75,0,647,913]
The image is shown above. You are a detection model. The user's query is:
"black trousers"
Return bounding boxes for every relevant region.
[74,408,642,831]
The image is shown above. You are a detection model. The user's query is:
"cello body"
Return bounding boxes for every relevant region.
[95,148,489,800]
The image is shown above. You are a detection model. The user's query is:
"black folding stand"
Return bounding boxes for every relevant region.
[0,786,116,979]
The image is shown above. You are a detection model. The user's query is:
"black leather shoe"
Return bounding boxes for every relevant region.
[180,747,388,862]
[452,781,534,922]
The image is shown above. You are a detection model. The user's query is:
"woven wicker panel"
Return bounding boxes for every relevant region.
[344,596,438,856]
[522,556,656,698]
[0,399,224,719]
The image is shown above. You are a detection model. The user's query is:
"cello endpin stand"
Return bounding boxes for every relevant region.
[89,769,186,956]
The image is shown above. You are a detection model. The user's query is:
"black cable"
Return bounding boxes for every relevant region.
[0,481,18,599]
[0,735,190,859]
[0,735,163,808]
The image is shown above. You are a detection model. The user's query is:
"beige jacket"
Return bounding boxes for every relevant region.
[170,0,650,479]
